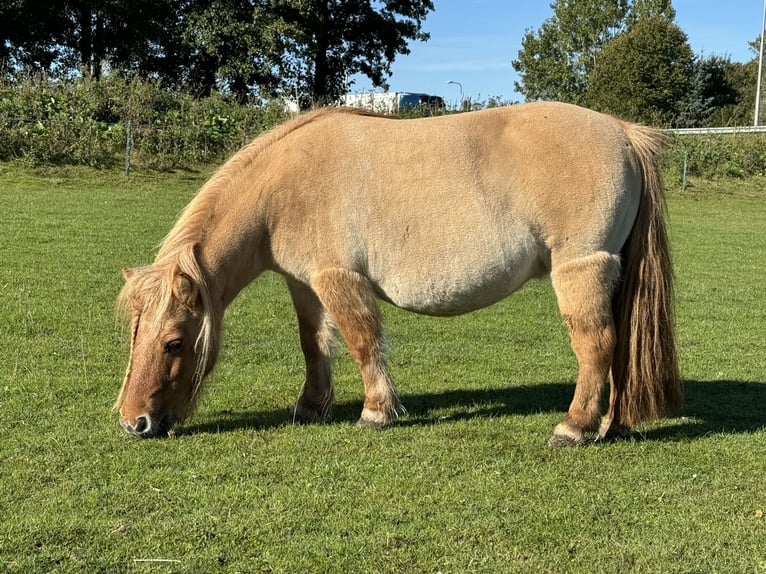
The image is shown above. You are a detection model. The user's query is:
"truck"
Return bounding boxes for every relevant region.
[341,92,445,114]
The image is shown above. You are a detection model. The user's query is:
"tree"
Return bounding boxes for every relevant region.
[512,0,678,104]
[0,0,68,72]
[676,55,739,128]
[512,0,628,104]
[585,15,694,126]
[161,0,284,101]
[273,0,434,104]
[0,0,180,79]
[2,0,433,104]
[710,40,758,126]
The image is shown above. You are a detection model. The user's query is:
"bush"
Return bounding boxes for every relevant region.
[1,74,764,180]
[0,73,289,170]
[664,132,766,181]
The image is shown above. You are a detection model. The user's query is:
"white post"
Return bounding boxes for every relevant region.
[755,0,766,125]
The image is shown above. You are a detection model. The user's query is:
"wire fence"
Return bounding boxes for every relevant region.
[2,113,766,182]
[0,109,287,173]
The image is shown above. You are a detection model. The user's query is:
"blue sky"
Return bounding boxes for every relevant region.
[351,0,763,105]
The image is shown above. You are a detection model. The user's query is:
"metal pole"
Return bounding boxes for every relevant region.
[447,80,463,110]
[755,0,766,126]
[124,120,132,176]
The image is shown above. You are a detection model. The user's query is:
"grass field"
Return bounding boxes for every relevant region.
[1,164,765,573]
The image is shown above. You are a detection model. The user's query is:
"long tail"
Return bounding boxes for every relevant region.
[612,122,682,425]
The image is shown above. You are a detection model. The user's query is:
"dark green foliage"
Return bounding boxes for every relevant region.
[269,0,434,104]
[677,56,740,128]
[513,0,754,129]
[1,72,764,178]
[512,0,677,104]
[0,74,289,169]
[512,0,629,104]
[666,132,766,179]
[0,0,434,103]
[585,16,694,126]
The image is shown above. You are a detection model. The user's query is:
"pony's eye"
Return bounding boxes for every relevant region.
[164,339,183,355]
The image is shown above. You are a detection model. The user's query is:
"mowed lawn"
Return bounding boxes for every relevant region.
[0,164,764,573]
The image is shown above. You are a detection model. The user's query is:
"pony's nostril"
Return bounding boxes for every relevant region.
[134,415,149,434]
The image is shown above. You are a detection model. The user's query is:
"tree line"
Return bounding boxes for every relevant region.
[513,0,759,127]
[0,0,760,127]
[0,0,433,104]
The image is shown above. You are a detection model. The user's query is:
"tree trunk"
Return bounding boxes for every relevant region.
[311,0,330,103]
[78,2,93,74]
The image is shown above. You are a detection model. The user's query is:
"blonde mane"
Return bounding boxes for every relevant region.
[157,107,369,260]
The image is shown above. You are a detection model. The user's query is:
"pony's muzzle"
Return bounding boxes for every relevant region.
[119,413,174,438]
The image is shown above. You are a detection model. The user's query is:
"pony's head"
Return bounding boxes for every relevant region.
[115,246,218,437]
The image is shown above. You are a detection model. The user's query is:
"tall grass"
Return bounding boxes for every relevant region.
[0,165,764,573]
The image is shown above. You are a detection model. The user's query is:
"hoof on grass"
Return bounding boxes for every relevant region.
[356,407,393,429]
[597,419,632,442]
[548,423,586,447]
[289,403,330,425]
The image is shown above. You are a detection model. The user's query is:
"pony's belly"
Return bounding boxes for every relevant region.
[373,252,545,316]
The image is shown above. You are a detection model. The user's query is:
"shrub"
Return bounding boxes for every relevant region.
[664,132,766,181]
[0,73,289,170]
[1,73,764,179]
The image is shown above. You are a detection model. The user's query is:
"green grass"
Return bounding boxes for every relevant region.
[1,164,765,573]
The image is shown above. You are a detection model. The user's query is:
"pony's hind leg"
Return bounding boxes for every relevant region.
[310,268,402,428]
[549,252,621,446]
[598,374,632,441]
[287,279,337,423]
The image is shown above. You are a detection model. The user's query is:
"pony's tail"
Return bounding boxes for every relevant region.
[611,123,682,426]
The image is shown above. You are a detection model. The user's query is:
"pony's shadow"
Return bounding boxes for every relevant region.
[183,380,766,441]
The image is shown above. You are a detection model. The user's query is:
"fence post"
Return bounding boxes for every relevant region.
[682,150,688,192]
[124,120,133,176]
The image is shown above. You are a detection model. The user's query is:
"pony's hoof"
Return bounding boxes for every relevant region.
[289,403,329,424]
[548,423,586,447]
[356,407,392,429]
[597,419,632,442]
[356,417,386,429]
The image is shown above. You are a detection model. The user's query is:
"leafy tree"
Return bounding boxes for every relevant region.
[159,0,284,101]
[677,55,739,127]
[710,40,758,126]
[0,0,67,72]
[273,0,434,104]
[625,0,675,26]
[0,0,179,79]
[512,0,677,104]
[3,0,433,104]
[512,0,628,103]
[585,15,694,126]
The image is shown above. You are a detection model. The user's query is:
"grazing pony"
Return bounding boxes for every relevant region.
[116,102,681,445]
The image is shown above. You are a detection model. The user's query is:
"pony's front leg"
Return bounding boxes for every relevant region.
[550,252,621,446]
[310,268,402,428]
[287,280,336,424]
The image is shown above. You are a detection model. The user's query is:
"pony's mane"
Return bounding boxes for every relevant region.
[157,107,374,261]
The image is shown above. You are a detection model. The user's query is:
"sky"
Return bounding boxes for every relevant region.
[351,0,763,106]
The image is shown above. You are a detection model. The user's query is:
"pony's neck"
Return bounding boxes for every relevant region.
[159,166,269,311]
[158,109,338,310]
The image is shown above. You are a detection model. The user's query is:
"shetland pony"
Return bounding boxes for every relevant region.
[116,102,681,445]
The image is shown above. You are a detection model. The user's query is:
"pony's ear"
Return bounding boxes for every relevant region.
[122,268,136,281]
[173,272,202,311]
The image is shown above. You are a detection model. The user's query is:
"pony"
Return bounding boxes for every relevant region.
[115,102,681,445]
